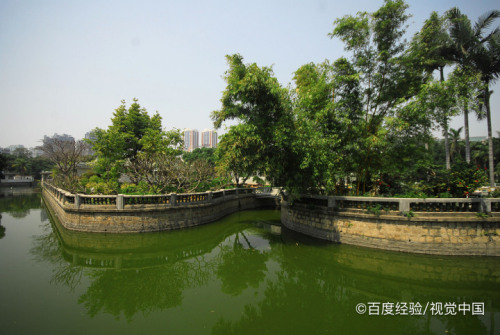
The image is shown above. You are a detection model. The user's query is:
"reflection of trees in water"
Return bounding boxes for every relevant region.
[76,232,273,322]
[31,222,86,291]
[216,232,269,296]
[0,213,5,239]
[212,242,498,335]
[40,207,48,222]
[0,191,41,217]
[78,264,189,322]
[30,212,272,322]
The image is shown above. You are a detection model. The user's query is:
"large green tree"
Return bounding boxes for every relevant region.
[211,54,299,190]
[409,11,455,169]
[292,59,364,194]
[328,0,425,193]
[215,123,264,188]
[91,99,183,185]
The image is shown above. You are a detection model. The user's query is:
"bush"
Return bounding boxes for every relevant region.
[421,163,488,197]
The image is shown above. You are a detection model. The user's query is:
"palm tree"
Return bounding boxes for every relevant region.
[448,67,484,164]
[448,127,463,163]
[447,8,500,186]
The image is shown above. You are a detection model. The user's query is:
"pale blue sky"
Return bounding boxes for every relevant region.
[1,0,499,148]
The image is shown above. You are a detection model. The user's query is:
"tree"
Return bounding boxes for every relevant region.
[39,136,89,190]
[182,147,216,166]
[447,67,485,163]
[126,153,215,193]
[447,8,500,186]
[448,127,463,163]
[409,11,455,169]
[215,124,264,188]
[91,99,183,184]
[211,54,298,190]
[291,59,364,194]
[0,153,12,179]
[328,0,425,193]
[417,78,460,170]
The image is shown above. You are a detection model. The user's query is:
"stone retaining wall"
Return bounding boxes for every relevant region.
[281,200,500,256]
[42,181,500,256]
[42,185,279,233]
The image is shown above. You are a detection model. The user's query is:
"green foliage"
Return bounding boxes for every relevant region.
[409,11,451,81]
[205,2,499,198]
[476,212,489,219]
[182,148,216,165]
[366,204,382,216]
[446,7,500,186]
[215,123,264,187]
[211,54,299,191]
[0,152,55,180]
[77,175,119,194]
[420,162,489,197]
[88,99,184,191]
[90,99,183,185]
[404,210,415,220]
[328,0,429,194]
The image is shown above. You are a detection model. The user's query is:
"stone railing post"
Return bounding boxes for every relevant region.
[171,193,177,207]
[236,189,240,197]
[207,191,213,203]
[75,194,81,209]
[399,199,410,213]
[116,194,124,210]
[480,198,491,213]
[328,196,336,209]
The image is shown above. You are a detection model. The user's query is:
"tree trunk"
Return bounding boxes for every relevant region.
[464,104,471,164]
[444,121,450,170]
[485,90,495,187]
[440,67,451,170]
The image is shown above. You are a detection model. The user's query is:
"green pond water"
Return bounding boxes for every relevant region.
[0,188,499,335]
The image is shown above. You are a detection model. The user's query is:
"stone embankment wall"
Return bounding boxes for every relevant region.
[281,196,500,256]
[43,181,500,256]
[42,183,279,233]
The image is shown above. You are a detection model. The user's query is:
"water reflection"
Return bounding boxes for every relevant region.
[213,234,500,335]
[216,231,269,296]
[0,187,41,217]
[0,214,4,239]
[32,199,500,334]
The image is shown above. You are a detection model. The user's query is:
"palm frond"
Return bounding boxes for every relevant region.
[474,10,500,38]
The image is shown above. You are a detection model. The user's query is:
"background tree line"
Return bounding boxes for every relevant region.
[0,148,54,181]
[212,0,500,198]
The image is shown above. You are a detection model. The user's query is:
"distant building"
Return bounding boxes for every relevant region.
[43,133,75,144]
[8,144,25,152]
[29,147,44,158]
[183,128,199,152]
[0,147,11,155]
[84,130,98,156]
[0,172,34,186]
[201,129,217,148]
